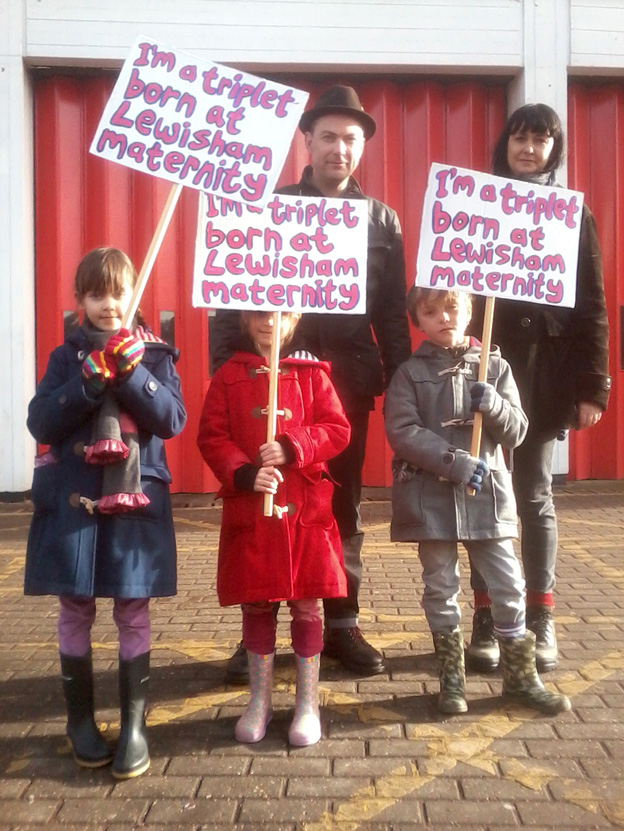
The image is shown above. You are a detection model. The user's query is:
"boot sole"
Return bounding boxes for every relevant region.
[112,757,151,779]
[74,753,113,769]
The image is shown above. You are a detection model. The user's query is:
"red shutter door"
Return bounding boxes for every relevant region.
[568,83,624,480]
[34,74,508,491]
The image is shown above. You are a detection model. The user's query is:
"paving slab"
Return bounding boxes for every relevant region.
[0,481,623,829]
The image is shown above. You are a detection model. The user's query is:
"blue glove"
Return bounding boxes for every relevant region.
[467,458,489,492]
[449,449,490,491]
[470,382,502,415]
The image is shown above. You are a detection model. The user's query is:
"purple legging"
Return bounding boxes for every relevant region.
[58,595,150,660]
[242,598,322,657]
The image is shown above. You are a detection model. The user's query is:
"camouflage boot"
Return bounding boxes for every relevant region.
[432,628,467,714]
[499,631,571,715]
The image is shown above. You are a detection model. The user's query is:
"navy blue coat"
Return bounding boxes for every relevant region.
[24,326,186,598]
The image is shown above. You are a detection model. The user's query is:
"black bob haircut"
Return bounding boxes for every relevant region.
[491,103,565,184]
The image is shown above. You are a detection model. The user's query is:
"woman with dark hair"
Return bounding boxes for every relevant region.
[467,103,611,674]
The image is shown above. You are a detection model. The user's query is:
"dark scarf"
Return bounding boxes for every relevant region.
[82,320,149,514]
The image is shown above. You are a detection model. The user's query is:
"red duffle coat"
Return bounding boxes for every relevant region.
[197,351,351,606]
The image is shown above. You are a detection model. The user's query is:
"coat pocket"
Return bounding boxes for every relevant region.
[491,469,518,526]
[391,475,425,529]
[31,452,61,514]
[299,476,335,530]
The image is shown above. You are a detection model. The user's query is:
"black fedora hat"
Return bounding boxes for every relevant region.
[299,85,376,139]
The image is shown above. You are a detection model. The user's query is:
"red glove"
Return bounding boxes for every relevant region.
[105,328,145,375]
[82,350,117,395]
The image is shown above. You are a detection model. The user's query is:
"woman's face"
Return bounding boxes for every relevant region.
[507,128,554,176]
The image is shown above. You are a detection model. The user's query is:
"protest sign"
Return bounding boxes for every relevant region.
[90,35,308,207]
[416,163,584,308]
[192,193,369,313]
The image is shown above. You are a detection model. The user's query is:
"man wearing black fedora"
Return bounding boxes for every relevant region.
[210,85,411,678]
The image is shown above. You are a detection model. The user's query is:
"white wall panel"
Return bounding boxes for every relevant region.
[24,0,523,70]
[0,0,36,492]
[571,1,624,73]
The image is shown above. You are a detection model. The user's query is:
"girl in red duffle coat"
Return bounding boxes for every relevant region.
[197,311,350,748]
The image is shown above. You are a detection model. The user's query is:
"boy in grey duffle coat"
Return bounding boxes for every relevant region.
[384,287,569,716]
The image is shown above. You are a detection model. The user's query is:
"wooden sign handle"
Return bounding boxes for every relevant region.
[122,183,183,328]
[468,295,495,496]
[263,312,282,517]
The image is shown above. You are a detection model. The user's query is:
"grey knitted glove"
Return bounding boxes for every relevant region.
[448,449,490,492]
[470,382,503,415]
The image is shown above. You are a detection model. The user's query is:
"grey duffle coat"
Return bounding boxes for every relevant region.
[384,340,528,542]
[24,326,186,599]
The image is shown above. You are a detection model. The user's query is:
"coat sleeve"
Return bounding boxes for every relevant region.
[196,370,254,488]
[479,357,528,449]
[571,205,611,410]
[281,368,351,467]
[384,364,467,480]
[369,206,412,388]
[115,349,187,439]
[27,348,101,445]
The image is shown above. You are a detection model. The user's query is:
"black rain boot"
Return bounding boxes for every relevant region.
[112,652,150,779]
[432,629,468,714]
[499,631,570,715]
[60,652,112,768]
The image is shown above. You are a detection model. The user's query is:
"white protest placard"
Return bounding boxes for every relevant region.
[192,193,368,313]
[416,163,584,308]
[89,35,308,207]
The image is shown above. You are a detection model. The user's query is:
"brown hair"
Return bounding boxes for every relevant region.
[74,247,137,301]
[407,286,472,328]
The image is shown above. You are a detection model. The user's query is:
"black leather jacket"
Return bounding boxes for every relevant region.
[210,167,411,412]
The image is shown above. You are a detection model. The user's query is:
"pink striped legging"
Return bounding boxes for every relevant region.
[58,595,150,660]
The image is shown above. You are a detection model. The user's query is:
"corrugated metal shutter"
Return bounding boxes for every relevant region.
[34,73,512,491]
[568,83,623,480]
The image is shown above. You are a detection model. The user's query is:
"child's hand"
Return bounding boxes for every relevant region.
[105,328,145,375]
[470,382,502,415]
[254,465,284,494]
[82,350,117,395]
[259,441,287,466]
[449,449,490,490]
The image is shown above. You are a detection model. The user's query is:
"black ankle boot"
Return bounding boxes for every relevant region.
[112,652,150,779]
[60,652,112,768]
[466,607,500,673]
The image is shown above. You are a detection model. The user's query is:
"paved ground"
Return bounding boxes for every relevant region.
[1,481,623,830]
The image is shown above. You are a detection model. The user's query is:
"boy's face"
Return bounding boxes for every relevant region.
[417,296,471,348]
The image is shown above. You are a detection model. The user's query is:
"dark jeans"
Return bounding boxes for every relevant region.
[323,410,370,627]
[470,430,558,598]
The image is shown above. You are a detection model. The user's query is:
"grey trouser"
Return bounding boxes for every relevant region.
[419,538,526,633]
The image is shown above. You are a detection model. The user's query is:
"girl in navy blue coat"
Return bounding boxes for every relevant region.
[24,247,186,779]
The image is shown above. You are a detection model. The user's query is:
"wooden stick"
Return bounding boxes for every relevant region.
[468,295,496,496]
[263,311,282,517]
[122,182,183,328]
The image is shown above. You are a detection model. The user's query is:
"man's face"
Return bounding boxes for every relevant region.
[304,114,366,194]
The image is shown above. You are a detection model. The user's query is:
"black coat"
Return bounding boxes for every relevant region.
[24,327,187,598]
[470,204,610,436]
[210,167,412,412]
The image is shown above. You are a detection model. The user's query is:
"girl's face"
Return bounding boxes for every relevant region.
[417,297,471,348]
[245,312,300,358]
[507,128,555,176]
[78,272,134,332]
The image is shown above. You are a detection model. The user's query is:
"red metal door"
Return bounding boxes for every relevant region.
[568,84,624,479]
[33,74,508,491]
